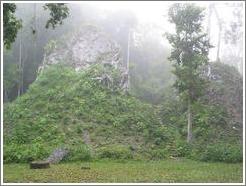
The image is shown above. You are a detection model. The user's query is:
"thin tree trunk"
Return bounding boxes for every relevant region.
[126,29,131,91]
[21,58,24,94]
[187,98,192,143]
[213,5,222,63]
[216,23,222,62]
[18,30,22,97]
[207,3,212,39]
[33,3,37,59]
[4,89,8,102]
[34,4,37,33]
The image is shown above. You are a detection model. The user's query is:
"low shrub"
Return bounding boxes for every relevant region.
[146,149,168,160]
[172,140,191,157]
[97,145,133,159]
[200,143,243,163]
[64,144,92,161]
[3,143,51,163]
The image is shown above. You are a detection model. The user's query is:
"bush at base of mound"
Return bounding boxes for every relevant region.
[3,143,52,163]
[97,145,133,160]
[199,143,243,163]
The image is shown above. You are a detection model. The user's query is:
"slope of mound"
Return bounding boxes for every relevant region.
[160,62,243,163]
[4,64,173,163]
[205,62,243,133]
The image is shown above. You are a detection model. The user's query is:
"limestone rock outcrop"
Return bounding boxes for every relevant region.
[40,25,128,90]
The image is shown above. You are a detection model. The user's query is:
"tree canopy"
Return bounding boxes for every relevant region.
[3,3,22,49]
[3,3,69,49]
[166,3,211,143]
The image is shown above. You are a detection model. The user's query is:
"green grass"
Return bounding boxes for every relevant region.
[4,159,243,183]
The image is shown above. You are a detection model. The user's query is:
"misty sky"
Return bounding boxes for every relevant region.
[14,1,244,64]
[79,1,244,61]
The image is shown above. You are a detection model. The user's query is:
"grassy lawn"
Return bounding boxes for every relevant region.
[4,159,243,183]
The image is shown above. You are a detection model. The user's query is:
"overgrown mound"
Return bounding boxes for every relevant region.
[205,62,243,136]
[160,62,243,163]
[4,64,173,163]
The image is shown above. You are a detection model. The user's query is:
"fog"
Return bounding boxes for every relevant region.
[79,1,244,65]
[3,1,244,102]
[14,1,244,69]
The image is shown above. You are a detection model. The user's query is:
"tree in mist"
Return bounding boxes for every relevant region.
[207,3,225,63]
[223,3,243,73]
[3,49,19,101]
[17,28,23,97]
[3,3,22,49]
[43,3,69,29]
[3,3,70,101]
[102,10,137,91]
[207,3,243,71]
[3,3,69,49]
[166,3,211,143]
[131,23,173,104]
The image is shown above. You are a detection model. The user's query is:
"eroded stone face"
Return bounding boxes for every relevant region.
[40,25,128,90]
[42,25,123,71]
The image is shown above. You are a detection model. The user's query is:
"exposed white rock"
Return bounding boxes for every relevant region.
[40,25,128,90]
[42,25,122,69]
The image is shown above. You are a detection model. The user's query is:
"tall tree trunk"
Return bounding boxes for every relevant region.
[213,5,222,63]
[34,4,37,33]
[187,98,192,143]
[33,3,37,60]
[17,30,22,97]
[216,23,222,62]
[32,3,38,78]
[21,57,24,94]
[4,89,8,102]
[126,30,131,91]
[207,3,212,39]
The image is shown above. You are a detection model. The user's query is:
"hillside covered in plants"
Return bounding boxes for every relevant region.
[4,62,243,163]
[4,64,170,162]
[3,2,244,184]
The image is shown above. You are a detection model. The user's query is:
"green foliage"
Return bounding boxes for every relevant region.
[4,62,242,163]
[192,143,243,163]
[4,64,163,162]
[4,142,51,163]
[3,49,19,100]
[203,62,243,134]
[172,140,191,157]
[159,85,242,162]
[192,102,233,142]
[97,145,133,160]
[3,3,73,102]
[166,3,212,144]
[145,149,168,160]
[43,3,69,29]
[166,3,211,103]
[64,144,92,162]
[3,3,22,49]
[3,3,69,50]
